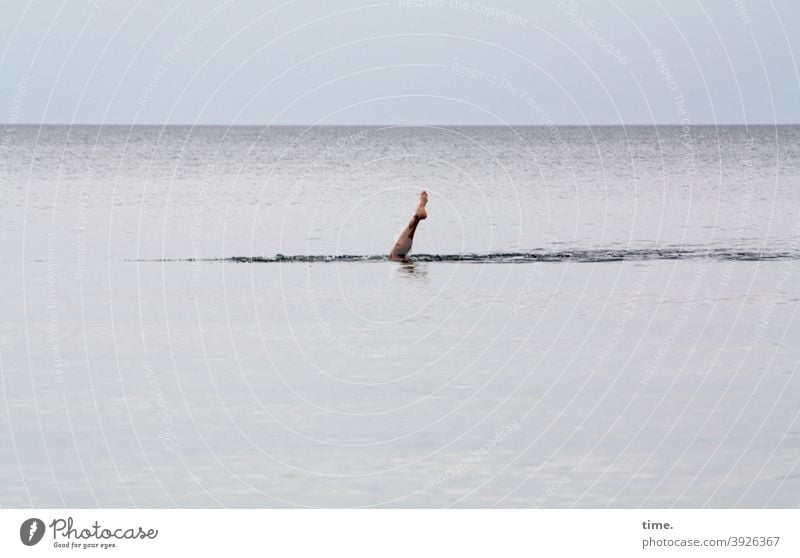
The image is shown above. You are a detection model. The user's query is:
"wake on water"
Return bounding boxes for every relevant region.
[134,247,799,264]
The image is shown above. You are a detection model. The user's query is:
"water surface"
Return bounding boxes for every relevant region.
[1,125,799,507]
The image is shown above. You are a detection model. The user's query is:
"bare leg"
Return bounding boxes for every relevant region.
[389,191,428,261]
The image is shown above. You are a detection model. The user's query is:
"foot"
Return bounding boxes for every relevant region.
[416,191,428,220]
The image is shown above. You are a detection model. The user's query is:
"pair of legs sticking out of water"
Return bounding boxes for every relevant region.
[389,191,428,262]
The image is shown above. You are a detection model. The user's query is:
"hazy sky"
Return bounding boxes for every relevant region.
[1,0,798,125]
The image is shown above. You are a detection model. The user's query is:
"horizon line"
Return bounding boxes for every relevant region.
[3,122,799,127]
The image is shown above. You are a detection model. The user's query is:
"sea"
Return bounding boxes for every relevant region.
[1,124,799,507]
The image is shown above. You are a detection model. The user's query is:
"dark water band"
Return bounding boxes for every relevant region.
[134,249,799,263]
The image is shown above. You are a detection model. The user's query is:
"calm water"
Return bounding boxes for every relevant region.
[1,125,799,507]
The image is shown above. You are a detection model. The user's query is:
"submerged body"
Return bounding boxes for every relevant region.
[389,191,428,262]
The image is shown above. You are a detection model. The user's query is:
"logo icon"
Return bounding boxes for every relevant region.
[20,518,45,546]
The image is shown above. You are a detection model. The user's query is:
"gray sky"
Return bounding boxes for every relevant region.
[1,0,798,125]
